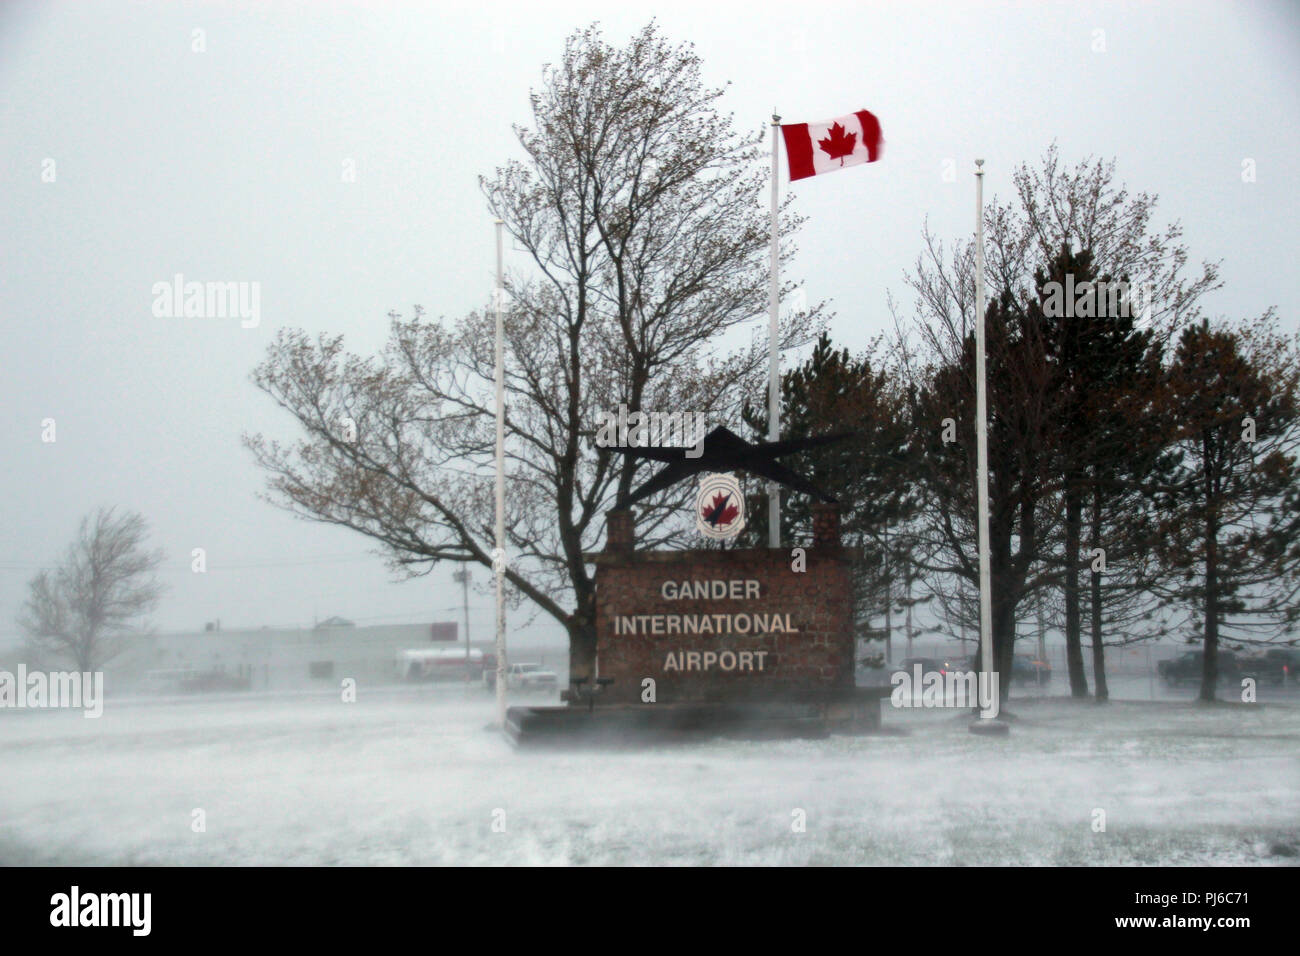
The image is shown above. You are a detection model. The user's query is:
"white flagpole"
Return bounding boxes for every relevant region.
[973,159,997,725]
[494,218,507,728]
[768,110,781,549]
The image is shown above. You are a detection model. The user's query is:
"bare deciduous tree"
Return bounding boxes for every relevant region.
[19,508,165,672]
[244,22,819,679]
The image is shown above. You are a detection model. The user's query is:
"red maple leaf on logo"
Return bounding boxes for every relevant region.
[817,122,857,165]
[702,492,739,527]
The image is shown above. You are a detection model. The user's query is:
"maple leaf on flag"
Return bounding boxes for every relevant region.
[702,492,739,527]
[817,122,857,165]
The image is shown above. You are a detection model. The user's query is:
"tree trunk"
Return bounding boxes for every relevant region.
[1089,484,1109,701]
[904,571,914,661]
[1200,504,1220,703]
[567,592,598,684]
[76,629,94,674]
[1063,486,1089,697]
[884,577,893,666]
[990,527,1016,706]
[993,592,1016,705]
[1089,574,1108,701]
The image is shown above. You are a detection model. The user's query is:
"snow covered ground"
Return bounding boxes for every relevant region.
[1,685,1296,866]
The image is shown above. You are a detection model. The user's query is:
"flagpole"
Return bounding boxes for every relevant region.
[971,159,1001,731]
[767,110,781,549]
[493,218,507,729]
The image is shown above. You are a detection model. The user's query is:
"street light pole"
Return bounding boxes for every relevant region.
[970,159,1004,733]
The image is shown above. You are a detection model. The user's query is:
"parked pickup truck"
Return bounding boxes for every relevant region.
[1236,648,1300,686]
[483,662,559,691]
[1158,650,1249,686]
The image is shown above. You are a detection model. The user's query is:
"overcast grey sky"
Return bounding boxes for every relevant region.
[2,0,1297,644]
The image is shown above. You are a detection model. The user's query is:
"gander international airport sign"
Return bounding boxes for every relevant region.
[590,506,856,706]
[583,426,858,708]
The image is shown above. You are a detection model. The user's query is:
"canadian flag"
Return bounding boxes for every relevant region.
[780,110,883,181]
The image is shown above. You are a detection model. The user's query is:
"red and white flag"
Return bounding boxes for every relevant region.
[780,110,883,181]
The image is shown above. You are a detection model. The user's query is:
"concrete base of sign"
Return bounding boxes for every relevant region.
[504,688,890,749]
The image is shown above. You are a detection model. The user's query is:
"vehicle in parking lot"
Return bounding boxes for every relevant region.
[1158,649,1248,686]
[483,662,559,691]
[1237,648,1300,685]
[889,657,954,681]
[397,647,495,682]
[1011,655,1052,685]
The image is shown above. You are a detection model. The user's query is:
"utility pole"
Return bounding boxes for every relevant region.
[453,568,471,681]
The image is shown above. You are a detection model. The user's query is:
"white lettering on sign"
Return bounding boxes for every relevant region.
[613,613,797,636]
[661,579,761,600]
[610,579,795,675]
[664,650,768,671]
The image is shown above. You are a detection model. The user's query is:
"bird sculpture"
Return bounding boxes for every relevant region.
[607,425,851,507]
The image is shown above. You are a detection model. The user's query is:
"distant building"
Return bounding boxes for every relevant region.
[429,622,458,642]
[314,615,356,629]
[107,621,467,693]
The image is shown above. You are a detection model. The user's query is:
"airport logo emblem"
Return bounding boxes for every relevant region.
[695,472,745,540]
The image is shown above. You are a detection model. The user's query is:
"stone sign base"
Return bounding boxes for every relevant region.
[504,688,888,749]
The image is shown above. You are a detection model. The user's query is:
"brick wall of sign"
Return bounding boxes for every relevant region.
[590,505,856,706]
